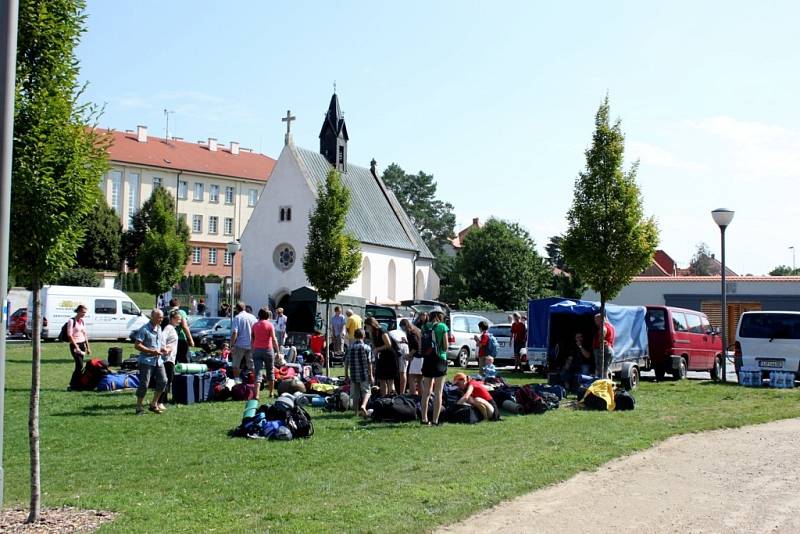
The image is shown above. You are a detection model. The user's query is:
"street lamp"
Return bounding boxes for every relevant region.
[711,208,734,382]
[226,240,241,325]
[790,246,796,273]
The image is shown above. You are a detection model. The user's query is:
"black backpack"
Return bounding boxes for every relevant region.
[444,403,481,424]
[58,318,75,343]
[420,326,438,358]
[614,390,636,411]
[515,385,550,414]
[370,395,417,422]
[287,406,314,438]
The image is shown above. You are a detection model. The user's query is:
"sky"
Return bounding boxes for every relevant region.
[75,1,800,275]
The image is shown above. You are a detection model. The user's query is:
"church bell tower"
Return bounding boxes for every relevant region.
[319,92,349,172]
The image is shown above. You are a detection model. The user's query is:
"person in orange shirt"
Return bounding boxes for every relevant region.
[593,313,615,378]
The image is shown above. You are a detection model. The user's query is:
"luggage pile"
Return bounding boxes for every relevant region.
[229,394,314,441]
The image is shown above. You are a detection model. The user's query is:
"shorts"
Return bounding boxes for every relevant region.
[408,355,423,375]
[350,380,371,408]
[232,346,253,370]
[422,354,448,378]
[513,342,525,357]
[396,353,408,375]
[253,348,275,382]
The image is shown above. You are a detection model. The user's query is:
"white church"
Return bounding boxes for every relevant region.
[240,93,439,320]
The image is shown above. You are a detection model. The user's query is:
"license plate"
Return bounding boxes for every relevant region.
[758,359,784,368]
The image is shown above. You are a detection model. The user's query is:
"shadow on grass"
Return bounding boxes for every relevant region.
[6,358,76,365]
[5,387,71,393]
[698,380,742,387]
[51,403,135,417]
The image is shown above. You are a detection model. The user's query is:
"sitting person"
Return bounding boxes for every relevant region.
[482,355,498,378]
[309,330,326,364]
[453,372,495,421]
[283,339,298,363]
[560,332,593,387]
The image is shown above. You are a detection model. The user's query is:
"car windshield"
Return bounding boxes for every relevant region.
[489,326,511,338]
[191,318,220,329]
[739,314,800,340]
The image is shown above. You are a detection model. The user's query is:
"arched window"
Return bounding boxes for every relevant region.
[387,260,397,302]
[361,257,372,300]
[415,270,425,300]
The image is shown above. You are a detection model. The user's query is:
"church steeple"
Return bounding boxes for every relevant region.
[319,92,349,172]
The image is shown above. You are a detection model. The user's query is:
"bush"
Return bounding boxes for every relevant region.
[457,296,498,311]
[57,268,101,287]
[205,274,222,283]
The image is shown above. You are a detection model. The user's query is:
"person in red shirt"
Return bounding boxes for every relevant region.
[453,372,495,421]
[473,320,490,371]
[309,330,326,364]
[510,313,527,371]
[592,313,615,378]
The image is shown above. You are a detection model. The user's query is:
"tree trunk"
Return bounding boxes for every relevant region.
[324,300,331,377]
[26,281,41,523]
[600,294,606,380]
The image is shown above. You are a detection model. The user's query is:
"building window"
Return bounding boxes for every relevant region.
[224,251,232,266]
[152,176,162,190]
[127,172,139,225]
[110,170,122,213]
[279,205,292,222]
[208,216,218,234]
[210,184,219,203]
[224,217,233,235]
[193,182,204,201]
[192,247,201,264]
[248,188,258,207]
[178,180,188,200]
[208,248,217,265]
[192,214,202,233]
[273,243,296,271]
[224,186,234,204]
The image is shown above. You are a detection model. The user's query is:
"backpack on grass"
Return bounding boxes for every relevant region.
[444,403,481,424]
[369,395,418,422]
[515,384,550,414]
[77,359,111,390]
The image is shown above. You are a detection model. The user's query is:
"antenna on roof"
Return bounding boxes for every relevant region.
[164,109,175,144]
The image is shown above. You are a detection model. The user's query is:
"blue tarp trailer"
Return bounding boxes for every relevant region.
[527,297,651,388]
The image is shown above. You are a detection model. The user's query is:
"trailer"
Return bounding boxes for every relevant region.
[527,297,650,389]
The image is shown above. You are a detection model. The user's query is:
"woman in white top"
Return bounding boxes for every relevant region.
[159,310,181,410]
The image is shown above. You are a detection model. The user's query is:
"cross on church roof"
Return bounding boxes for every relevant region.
[282,109,296,145]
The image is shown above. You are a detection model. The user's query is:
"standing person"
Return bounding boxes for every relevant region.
[190,298,198,315]
[413,311,429,330]
[134,309,168,415]
[420,310,449,425]
[167,298,194,364]
[275,307,288,349]
[197,298,206,316]
[593,313,615,378]
[473,320,490,371]
[159,310,182,408]
[511,313,527,371]
[400,319,423,395]
[345,309,362,345]
[330,306,346,359]
[365,317,398,396]
[388,326,409,394]
[66,305,91,390]
[344,328,373,417]
[252,308,279,399]
[230,301,257,379]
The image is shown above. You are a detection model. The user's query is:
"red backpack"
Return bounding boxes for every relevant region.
[78,359,111,390]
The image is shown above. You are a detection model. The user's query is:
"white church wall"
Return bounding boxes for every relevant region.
[347,244,417,303]
[241,144,314,310]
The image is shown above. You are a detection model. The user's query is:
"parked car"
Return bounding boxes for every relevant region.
[189,316,228,342]
[645,306,724,380]
[447,313,492,367]
[735,311,800,381]
[488,323,516,366]
[209,318,232,348]
[26,285,148,341]
[8,307,27,337]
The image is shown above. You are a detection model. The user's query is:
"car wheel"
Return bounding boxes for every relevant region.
[457,347,470,367]
[710,356,722,382]
[673,358,687,380]
[654,367,666,381]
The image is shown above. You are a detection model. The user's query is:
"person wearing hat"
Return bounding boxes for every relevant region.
[453,372,495,421]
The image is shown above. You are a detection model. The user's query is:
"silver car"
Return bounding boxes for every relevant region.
[447,313,492,367]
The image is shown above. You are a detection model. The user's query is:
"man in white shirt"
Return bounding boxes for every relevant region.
[230,301,257,379]
[388,327,409,394]
[275,307,288,349]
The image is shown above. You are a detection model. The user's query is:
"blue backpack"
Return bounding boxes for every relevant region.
[486,333,499,357]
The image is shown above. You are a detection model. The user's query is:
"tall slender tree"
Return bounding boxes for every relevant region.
[11,0,109,522]
[304,169,362,375]
[76,196,122,270]
[562,96,658,354]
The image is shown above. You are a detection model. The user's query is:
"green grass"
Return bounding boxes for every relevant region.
[124,292,157,311]
[4,342,800,533]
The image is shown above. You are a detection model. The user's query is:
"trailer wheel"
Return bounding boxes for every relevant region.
[620,364,639,391]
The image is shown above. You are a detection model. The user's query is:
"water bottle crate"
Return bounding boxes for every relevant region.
[738,369,763,387]
[768,371,796,389]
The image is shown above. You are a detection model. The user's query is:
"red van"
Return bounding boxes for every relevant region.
[645,306,724,380]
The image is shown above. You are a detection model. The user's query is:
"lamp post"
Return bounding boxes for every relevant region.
[711,208,734,382]
[226,240,241,332]
[790,246,796,273]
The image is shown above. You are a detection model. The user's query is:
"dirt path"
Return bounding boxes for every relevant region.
[437,418,800,533]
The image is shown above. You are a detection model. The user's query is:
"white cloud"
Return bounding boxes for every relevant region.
[627,141,707,172]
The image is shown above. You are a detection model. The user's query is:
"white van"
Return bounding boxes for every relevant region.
[26,285,149,341]
[735,311,800,380]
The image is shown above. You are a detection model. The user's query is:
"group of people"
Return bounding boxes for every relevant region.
[557,313,616,385]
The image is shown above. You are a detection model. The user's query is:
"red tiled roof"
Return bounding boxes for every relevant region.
[653,250,676,274]
[103,129,276,181]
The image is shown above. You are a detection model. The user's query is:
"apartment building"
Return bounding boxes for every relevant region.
[100,126,276,276]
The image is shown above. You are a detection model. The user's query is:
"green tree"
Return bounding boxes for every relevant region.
[688,242,719,275]
[56,267,101,287]
[545,234,586,298]
[457,296,498,311]
[454,218,551,310]
[382,163,456,258]
[562,96,659,332]
[10,0,109,522]
[123,188,190,269]
[769,265,800,276]
[303,169,362,375]
[75,196,121,270]
[136,188,190,304]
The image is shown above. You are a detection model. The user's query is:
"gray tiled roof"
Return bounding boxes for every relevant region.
[294,145,434,259]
